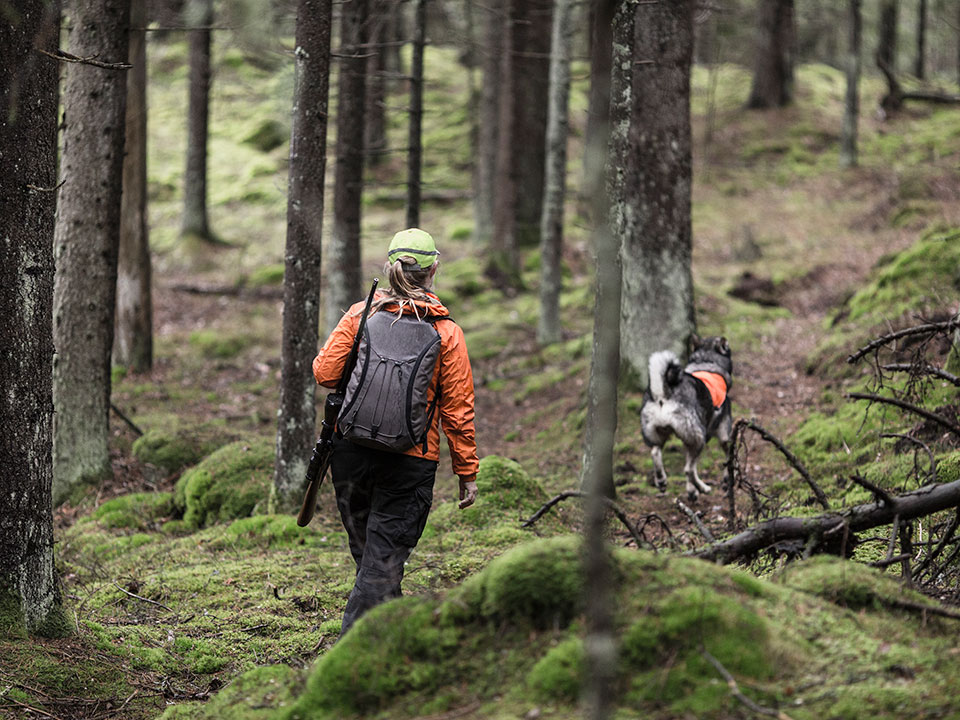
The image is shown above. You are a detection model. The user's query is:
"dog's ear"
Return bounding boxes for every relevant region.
[688,333,701,355]
[719,336,730,355]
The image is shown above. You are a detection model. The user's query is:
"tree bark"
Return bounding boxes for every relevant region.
[406,0,426,229]
[53,0,131,504]
[181,0,213,240]
[273,0,333,512]
[840,0,861,169]
[616,0,696,390]
[914,0,926,79]
[582,0,615,207]
[877,0,898,74]
[0,0,68,639]
[365,0,388,166]
[474,0,502,248]
[536,0,573,346]
[115,0,153,372]
[325,0,369,332]
[746,0,795,109]
[694,478,960,565]
[491,0,552,274]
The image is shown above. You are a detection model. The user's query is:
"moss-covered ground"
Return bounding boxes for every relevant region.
[4,26,960,720]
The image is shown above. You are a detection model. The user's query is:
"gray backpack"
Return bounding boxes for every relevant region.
[337,311,448,453]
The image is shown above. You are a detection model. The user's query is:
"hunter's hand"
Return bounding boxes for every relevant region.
[458,478,478,509]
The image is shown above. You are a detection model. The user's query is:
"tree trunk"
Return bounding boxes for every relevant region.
[382,0,404,79]
[53,0,131,504]
[877,0,898,73]
[273,0,333,513]
[583,0,615,209]
[365,0,388,166]
[746,0,795,109]
[616,0,696,390]
[840,0,862,168]
[915,0,926,79]
[0,0,69,639]
[406,0,426,229]
[491,0,552,274]
[474,0,502,248]
[182,0,213,241]
[325,0,369,332]
[536,0,574,346]
[115,0,153,373]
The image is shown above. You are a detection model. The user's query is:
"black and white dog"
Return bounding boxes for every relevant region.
[640,336,733,501]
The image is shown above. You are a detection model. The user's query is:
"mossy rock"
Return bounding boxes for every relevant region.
[281,597,459,718]
[242,119,288,153]
[157,664,298,720]
[89,492,174,531]
[527,637,584,703]
[171,439,274,529]
[188,330,251,360]
[245,263,285,287]
[133,428,233,477]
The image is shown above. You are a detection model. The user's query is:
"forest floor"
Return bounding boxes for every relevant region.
[5,44,960,720]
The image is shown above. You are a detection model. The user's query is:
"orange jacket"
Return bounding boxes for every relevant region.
[313,292,479,481]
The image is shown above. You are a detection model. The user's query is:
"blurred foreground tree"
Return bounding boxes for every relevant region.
[53,0,131,503]
[115,0,153,372]
[326,0,369,331]
[274,0,333,512]
[840,0,862,168]
[181,0,214,241]
[537,0,574,345]
[617,0,696,389]
[746,0,795,108]
[0,0,69,638]
[489,0,552,282]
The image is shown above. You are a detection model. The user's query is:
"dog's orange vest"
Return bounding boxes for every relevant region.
[690,371,727,408]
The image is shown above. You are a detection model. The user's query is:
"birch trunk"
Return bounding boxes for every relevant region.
[537,0,574,346]
[53,0,131,504]
[840,0,862,169]
[0,0,69,639]
[325,0,368,332]
[273,0,333,512]
[115,0,153,372]
[746,0,795,109]
[617,0,696,389]
[182,0,213,240]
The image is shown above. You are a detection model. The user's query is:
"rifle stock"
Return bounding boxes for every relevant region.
[297,279,379,527]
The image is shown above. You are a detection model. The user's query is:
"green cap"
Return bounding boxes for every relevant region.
[387,228,438,269]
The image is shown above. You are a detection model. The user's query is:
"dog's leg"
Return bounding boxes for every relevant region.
[683,443,711,501]
[650,445,668,491]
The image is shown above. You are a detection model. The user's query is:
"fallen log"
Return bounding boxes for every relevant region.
[691,479,960,565]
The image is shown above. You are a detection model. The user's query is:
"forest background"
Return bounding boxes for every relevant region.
[4,0,960,718]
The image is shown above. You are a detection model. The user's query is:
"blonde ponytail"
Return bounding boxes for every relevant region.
[358,256,439,319]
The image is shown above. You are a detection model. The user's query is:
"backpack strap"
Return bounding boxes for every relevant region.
[417,315,453,453]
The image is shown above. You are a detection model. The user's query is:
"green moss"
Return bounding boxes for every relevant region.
[242,119,288,153]
[88,492,173,530]
[246,263,285,287]
[188,330,250,360]
[158,664,299,720]
[172,439,274,529]
[0,585,24,638]
[133,428,221,475]
[527,637,584,702]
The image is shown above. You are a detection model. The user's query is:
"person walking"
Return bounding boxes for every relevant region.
[313,228,479,636]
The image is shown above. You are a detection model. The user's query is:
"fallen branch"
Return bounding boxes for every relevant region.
[677,500,715,542]
[166,282,283,300]
[847,392,960,438]
[691,478,960,564]
[882,363,960,388]
[112,582,173,613]
[109,402,144,437]
[847,318,960,364]
[701,649,794,719]
[521,491,649,550]
[849,474,895,507]
[915,508,959,578]
[880,433,937,484]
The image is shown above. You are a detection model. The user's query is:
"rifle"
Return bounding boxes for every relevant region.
[297,278,379,527]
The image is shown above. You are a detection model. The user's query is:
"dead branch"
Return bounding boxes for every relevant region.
[915,508,959,578]
[735,420,830,510]
[849,474,895,507]
[847,392,960,438]
[701,649,794,719]
[876,54,960,113]
[847,318,960,364]
[880,432,937,485]
[38,47,131,70]
[677,500,715,542]
[112,582,173,613]
[521,491,650,550]
[882,363,960,388]
[691,478,960,564]
[166,282,284,300]
[869,553,911,568]
[109,402,144,436]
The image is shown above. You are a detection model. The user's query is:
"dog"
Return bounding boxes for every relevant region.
[640,335,733,501]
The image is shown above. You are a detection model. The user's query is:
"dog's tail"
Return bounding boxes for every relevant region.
[648,350,683,401]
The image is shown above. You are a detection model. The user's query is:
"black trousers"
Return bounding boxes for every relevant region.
[330,437,437,635]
